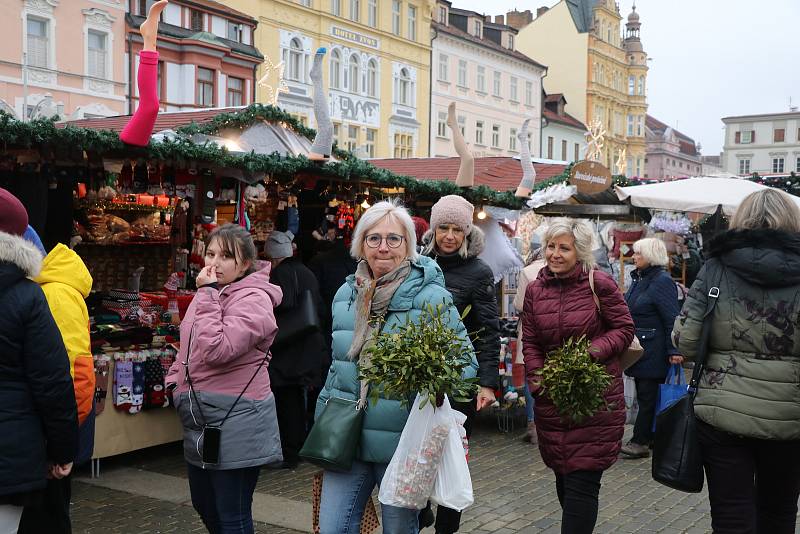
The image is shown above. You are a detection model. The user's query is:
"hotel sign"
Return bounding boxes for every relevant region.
[331,26,380,49]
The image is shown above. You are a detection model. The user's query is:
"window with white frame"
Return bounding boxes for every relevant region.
[457,115,465,137]
[615,112,623,136]
[437,111,448,138]
[524,80,533,106]
[392,1,401,35]
[457,59,467,87]
[87,30,108,79]
[509,128,517,151]
[330,49,341,89]
[627,114,634,136]
[509,76,518,101]
[492,125,500,148]
[298,0,311,6]
[476,65,485,92]
[365,128,376,157]
[27,17,49,68]
[347,125,358,151]
[493,71,501,97]
[628,75,635,95]
[636,115,643,136]
[368,0,377,27]
[739,130,753,144]
[287,38,304,81]
[438,6,447,24]
[196,67,214,106]
[438,54,448,82]
[393,132,413,158]
[773,157,785,173]
[396,67,412,105]
[348,54,360,93]
[227,22,243,42]
[227,76,244,106]
[561,139,568,161]
[796,156,800,173]
[366,59,377,97]
[547,136,553,158]
[574,143,580,161]
[508,33,514,50]
[638,75,645,95]
[475,121,484,145]
[331,0,341,16]
[407,5,417,41]
[738,158,751,175]
[349,0,359,21]
[473,19,482,37]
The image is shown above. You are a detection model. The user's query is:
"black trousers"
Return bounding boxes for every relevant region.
[631,377,660,445]
[432,399,476,534]
[697,419,800,534]
[17,474,72,534]
[555,470,603,534]
[272,385,307,464]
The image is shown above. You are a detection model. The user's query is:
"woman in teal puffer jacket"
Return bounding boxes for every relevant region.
[316,200,478,534]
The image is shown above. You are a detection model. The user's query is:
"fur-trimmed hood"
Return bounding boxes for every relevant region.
[421,225,485,260]
[708,228,800,287]
[0,231,43,290]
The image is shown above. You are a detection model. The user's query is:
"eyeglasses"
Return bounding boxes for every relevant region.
[364,233,405,249]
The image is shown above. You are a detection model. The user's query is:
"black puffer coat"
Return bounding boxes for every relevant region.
[423,227,500,388]
[0,231,78,502]
[269,257,329,388]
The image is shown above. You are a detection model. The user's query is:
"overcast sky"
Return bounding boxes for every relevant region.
[452,0,800,155]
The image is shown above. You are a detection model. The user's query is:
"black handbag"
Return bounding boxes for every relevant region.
[272,271,321,349]
[651,260,723,493]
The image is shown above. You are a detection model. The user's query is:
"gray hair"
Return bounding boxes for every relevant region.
[730,189,800,233]
[422,227,469,259]
[633,237,669,267]
[350,199,418,261]
[542,218,597,271]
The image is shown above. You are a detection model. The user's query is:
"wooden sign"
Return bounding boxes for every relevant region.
[570,160,613,195]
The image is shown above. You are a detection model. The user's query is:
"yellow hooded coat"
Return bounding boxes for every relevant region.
[34,244,95,425]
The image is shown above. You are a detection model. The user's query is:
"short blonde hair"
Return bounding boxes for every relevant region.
[730,189,800,232]
[542,218,597,271]
[633,237,669,267]
[350,199,418,261]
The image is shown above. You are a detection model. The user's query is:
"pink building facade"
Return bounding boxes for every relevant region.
[645,114,702,180]
[0,0,128,120]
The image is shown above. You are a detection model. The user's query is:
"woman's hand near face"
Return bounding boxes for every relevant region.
[196,265,217,287]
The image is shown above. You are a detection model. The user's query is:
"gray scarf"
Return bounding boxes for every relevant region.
[348,259,412,405]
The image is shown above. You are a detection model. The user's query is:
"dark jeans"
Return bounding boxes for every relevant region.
[697,419,800,534]
[187,463,261,534]
[631,377,660,445]
[554,470,603,534]
[432,399,475,534]
[17,475,71,534]
[273,385,307,464]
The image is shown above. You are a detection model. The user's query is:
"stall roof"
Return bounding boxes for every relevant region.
[370,157,566,193]
[64,106,248,134]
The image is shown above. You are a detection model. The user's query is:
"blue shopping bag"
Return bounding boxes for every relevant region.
[652,364,688,432]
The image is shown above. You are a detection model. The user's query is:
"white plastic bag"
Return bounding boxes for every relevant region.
[379,394,452,510]
[624,375,639,425]
[431,407,474,511]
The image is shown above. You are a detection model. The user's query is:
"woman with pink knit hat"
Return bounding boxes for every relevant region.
[420,194,500,534]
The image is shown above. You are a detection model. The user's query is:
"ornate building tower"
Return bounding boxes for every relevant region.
[622,4,648,176]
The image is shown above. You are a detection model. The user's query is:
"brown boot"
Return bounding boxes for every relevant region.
[521,421,537,444]
[620,440,650,458]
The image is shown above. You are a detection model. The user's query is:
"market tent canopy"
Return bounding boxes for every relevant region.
[616,177,800,215]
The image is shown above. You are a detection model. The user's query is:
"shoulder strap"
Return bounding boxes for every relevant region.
[688,260,725,397]
[588,268,601,311]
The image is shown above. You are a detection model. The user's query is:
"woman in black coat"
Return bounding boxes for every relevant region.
[421,195,500,534]
[264,231,327,469]
[0,190,78,530]
[621,237,682,458]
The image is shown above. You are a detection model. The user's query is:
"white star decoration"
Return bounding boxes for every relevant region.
[257,56,290,106]
[585,118,607,163]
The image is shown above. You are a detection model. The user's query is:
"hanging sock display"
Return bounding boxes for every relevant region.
[515,118,537,198]
[113,357,134,412]
[129,354,146,414]
[447,102,475,188]
[94,355,111,416]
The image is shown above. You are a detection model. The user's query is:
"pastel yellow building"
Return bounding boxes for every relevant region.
[225,0,433,158]
[511,1,648,176]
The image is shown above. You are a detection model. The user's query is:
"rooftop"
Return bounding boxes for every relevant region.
[179,0,256,23]
[646,114,698,156]
[369,157,565,192]
[63,106,250,133]
[721,110,800,122]
[433,22,547,71]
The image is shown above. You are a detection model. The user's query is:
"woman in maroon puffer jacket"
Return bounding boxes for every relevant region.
[521,218,634,534]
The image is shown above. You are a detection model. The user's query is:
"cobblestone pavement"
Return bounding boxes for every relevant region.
[72,412,797,533]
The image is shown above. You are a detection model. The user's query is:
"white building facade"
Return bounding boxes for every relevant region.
[722,111,800,177]
[541,93,587,162]
[430,3,546,158]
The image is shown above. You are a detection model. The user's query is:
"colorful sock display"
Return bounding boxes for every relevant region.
[144,357,167,409]
[94,355,110,415]
[119,51,160,147]
[129,357,146,414]
[113,358,134,412]
[309,48,333,158]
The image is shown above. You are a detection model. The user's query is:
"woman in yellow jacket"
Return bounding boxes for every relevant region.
[19,236,95,534]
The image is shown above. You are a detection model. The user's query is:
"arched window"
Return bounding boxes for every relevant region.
[399,67,411,105]
[288,38,303,81]
[349,54,360,93]
[638,75,645,95]
[366,58,377,97]
[330,49,341,89]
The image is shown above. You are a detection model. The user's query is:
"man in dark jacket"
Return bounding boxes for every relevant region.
[265,231,327,469]
[0,189,78,531]
[308,231,357,341]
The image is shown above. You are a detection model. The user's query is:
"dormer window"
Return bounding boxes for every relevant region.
[473,19,482,37]
[438,5,447,24]
[507,33,514,50]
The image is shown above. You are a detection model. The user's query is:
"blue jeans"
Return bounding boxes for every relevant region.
[319,460,419,534]
[187,463,261,534]
[523,382,535,422]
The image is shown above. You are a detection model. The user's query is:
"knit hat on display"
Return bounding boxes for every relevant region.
[411,216,429,243]
[429,195,474,236]
[264,230,294,259]
[0,188,28,236]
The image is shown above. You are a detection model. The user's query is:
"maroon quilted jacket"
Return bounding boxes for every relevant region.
[521,263,634,474]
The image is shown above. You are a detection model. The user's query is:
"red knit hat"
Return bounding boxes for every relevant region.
[0,188,28,236]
